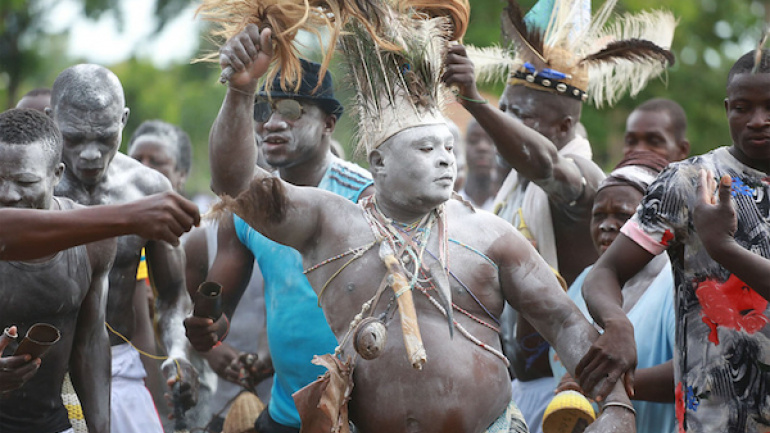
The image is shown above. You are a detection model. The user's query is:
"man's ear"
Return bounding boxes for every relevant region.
[369,149,385,176]
[724,98,729,115]
[122,107,130,126]
[560,115,576,136]
[44,107,53,117]
[52,162,65,187]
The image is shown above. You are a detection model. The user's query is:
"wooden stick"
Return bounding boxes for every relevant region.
[379,243,427,370]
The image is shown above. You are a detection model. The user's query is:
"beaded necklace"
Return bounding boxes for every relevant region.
[360,195,509,365]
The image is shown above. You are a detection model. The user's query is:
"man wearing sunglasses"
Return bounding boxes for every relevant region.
[185,27,373,433]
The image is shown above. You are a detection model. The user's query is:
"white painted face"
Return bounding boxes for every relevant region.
[0,141,62,209]
[374,124,456,211]
[55,101,125,187]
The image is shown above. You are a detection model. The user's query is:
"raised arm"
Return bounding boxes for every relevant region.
[70,239,115,433]
[0,192,200,261]
[443,44,602,205]
[209,24,274,197]
[693,171,770,300]
[496,226,636,429]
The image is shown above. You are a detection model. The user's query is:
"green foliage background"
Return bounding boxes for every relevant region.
[1,0,768,195]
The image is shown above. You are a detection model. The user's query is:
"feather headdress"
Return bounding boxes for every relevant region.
[340,3,468,155]
[469,0,677,107]
[195,0,394,92]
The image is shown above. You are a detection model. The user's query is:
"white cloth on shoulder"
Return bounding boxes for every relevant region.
[493,136,592,270]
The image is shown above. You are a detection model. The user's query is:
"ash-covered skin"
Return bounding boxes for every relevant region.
[50,64,197,402]
[226,123,632,433]
[0,108,114,433]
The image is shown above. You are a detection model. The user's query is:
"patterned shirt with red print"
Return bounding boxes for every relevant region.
[621,147,770,433]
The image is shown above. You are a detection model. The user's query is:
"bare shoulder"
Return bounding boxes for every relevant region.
[447,198,515,237]
[446,199,532,264]
[110,153,173,195]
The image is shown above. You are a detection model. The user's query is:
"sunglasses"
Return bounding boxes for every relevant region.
[253,98,305,122]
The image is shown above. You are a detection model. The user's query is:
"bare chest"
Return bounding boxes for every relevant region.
[0,249,90,326]
[306,227,504,337]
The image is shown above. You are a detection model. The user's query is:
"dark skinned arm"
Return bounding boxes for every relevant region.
[145,237,198,409]
[493,220,635,431]
[581,234,655,400]
[442,43,599,205]
[0,191,200,261]
[633,360,674,402]
[70,238,116,433]
[207,24,338,251]
[185,216,255,352]
[131,278,168,422]
[693,171,770,301]
[557,359,674,403]
[209,24,274,197]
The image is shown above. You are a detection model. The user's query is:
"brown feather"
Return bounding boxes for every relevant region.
[401,0,470,41]
[579,39,675,67]
[501,0,546,69]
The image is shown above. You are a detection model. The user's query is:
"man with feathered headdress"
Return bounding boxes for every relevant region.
[444,0,675,429]
[193,1,642,432]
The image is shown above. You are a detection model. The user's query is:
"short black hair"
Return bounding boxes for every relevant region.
[128,120,192,175]
[633,98,688,141]
[727,49,770,87]
[0,108,62,169]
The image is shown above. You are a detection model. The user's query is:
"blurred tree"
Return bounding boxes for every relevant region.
[0,0,193,108]
[112,56,223,196]
[457,0,768,169]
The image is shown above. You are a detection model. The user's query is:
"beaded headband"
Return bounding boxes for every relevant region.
[468,0,677,107]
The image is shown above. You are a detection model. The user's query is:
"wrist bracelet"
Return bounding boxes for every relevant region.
[227,84,255,97]
[219,314,230,342]
[455,93,489,104]
[601,401,636,416]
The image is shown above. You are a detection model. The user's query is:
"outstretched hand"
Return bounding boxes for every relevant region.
[693,170,736,255]
[220,23,274,91]
[128,191,200,246]
[575,319,636,402]
[0,326,40,394]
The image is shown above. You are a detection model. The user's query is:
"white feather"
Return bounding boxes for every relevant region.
[466,45,516,84]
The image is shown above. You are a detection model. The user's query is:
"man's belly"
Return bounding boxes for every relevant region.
[347,319,512,433]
